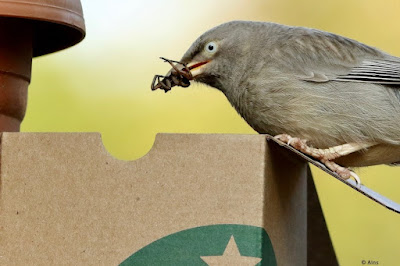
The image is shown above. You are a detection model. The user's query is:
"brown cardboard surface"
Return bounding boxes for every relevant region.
[0,133,330,265]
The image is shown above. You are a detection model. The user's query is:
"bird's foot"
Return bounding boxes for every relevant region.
[274,134,361,185]
[323,161,361,185]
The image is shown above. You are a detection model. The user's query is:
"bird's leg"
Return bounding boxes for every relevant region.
[275,134,375,160]
[274,134,376,185]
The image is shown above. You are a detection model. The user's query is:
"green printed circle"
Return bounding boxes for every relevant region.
[120,224,276,265]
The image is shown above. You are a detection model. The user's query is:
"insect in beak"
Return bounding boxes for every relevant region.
[151,57,193,93]
[151,57,211,93]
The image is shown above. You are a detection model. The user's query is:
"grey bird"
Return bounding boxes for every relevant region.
[152,20,400,184]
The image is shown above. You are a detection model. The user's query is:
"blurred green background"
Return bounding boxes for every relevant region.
[22,0,400,265]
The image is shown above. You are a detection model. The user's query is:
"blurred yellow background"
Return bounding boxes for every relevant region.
[22,0,400,265]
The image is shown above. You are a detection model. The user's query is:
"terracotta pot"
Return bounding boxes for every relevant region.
[0,0,85,131]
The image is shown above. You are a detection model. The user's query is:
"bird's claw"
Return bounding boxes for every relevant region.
[350,171,361,186]
[274,133,362,185]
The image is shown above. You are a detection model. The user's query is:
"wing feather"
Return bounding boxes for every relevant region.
[334,59,400,85]
[283,27,400,86]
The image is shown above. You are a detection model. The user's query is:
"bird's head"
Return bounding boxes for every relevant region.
[152,21,259,93]
[180,21,254,92]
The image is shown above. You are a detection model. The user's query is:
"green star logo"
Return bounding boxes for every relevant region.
[120,224,276,265]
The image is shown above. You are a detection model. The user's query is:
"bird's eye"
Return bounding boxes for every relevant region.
[204,41,218,54]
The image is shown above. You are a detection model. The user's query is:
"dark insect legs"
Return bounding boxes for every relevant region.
[151,57,193,93]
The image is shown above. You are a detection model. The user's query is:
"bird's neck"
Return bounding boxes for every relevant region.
[220,59,255,121]
[223,80,252,122]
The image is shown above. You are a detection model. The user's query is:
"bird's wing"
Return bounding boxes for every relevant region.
[332,59,400,85]
[280,27,400,85]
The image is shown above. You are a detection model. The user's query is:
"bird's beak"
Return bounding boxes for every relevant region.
[187,60,210,78]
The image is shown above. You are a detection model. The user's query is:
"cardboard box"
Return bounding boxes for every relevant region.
[0,133,336,265]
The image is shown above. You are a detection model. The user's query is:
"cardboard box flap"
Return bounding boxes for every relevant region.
[267,136,400,214]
